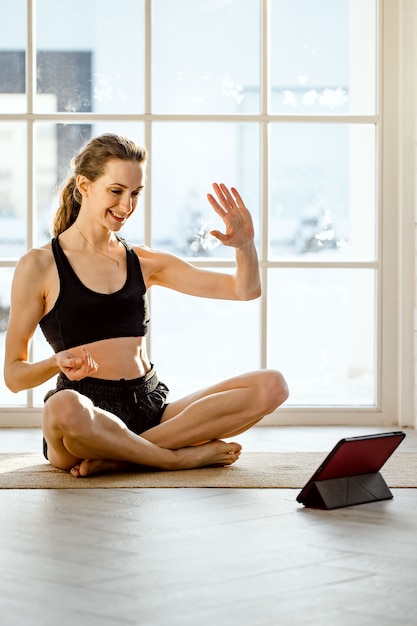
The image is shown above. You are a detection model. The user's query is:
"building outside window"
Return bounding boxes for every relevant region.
[0,0,412,427]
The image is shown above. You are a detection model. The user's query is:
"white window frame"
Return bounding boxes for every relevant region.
[0,0,415,428]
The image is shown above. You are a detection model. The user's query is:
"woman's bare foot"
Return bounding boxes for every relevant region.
[172,440,242,470]
[70,459,131,477]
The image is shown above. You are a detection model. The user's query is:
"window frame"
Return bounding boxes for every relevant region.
[0,0,414,428]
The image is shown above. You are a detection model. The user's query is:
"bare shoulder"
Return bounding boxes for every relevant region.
[15,242,53,269]
[132,242,167,261]
[131,243,183,285]
[14,243,55,285]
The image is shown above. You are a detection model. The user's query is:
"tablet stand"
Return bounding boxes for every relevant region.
[303,472,393,510]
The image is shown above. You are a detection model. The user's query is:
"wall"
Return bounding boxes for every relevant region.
[400,1,417,427]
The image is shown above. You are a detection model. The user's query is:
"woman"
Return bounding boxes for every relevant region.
[4,133,288,477]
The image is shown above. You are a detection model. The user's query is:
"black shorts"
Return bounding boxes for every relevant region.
[42,366,169,460]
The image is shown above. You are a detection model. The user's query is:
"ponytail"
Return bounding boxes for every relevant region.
[52,175,82,236]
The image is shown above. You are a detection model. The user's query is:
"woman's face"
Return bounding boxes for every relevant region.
[83,158,145,231]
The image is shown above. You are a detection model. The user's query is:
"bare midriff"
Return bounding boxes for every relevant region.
[66,336,151,380]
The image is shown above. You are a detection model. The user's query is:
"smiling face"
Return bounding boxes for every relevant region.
[78,158,145,231]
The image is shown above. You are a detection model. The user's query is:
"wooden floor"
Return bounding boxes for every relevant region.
[0,426,416,626]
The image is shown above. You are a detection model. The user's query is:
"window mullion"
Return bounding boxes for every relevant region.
[259,0,270,370]
[144,0,152,247]
[26,0,36,409]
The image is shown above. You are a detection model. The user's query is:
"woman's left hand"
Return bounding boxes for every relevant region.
[207,183,255,249]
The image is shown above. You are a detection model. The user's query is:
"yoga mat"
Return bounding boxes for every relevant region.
[0,451,415,489]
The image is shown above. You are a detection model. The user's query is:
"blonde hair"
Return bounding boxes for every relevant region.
[52,133,147,236]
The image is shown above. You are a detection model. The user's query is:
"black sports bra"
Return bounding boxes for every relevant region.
[39,236,149,352]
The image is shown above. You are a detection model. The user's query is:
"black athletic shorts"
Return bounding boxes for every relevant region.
[42,366,169,460]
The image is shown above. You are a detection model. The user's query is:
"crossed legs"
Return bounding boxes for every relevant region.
[42,369,288,476]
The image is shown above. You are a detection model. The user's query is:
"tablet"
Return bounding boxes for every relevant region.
[296,431,406,508]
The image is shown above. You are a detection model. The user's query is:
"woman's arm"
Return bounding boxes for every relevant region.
[144,183,261,301]
[4,250,97,393]
[207,183,261,299]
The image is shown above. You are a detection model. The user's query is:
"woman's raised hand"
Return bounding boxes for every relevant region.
[207,183,255,250]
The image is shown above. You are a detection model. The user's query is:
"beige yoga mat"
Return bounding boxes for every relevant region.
[0,451,415,489]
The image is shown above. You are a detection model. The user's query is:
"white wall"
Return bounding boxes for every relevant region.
[400,1,417,427]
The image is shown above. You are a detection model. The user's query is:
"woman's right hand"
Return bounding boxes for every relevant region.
[57,347,98,381]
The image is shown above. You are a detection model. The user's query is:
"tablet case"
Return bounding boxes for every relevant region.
[296,431,406,510]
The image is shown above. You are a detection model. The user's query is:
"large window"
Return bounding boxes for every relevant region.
[0,0,406,426]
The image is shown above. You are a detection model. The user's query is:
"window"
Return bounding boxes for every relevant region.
[0,0,409,426]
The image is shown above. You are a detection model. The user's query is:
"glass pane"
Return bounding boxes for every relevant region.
[36,0,144,113]
[152,0,260,114]
[0,268,27,407]
[0,0,26,113]
[150,281,260,401]
[271,0,376,115]
[268,268,376,406]
[0,123,27,258]
[34,122,145,248]
[269,123,376,260]
[151,122,259,257]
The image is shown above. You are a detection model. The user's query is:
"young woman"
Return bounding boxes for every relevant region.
[4,133,288,477]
